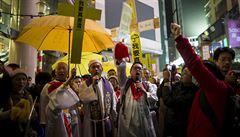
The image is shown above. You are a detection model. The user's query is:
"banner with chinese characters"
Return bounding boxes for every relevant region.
[228,19,240,48]
[130,31,142,63]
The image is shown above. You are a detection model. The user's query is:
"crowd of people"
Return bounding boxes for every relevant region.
[0,23,240,137]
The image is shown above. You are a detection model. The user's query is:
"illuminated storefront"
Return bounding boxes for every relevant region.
[0,0,19,63]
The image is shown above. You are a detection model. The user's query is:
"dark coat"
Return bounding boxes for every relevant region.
[161,81,198,137]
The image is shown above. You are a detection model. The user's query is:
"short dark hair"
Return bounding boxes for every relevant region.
[107,69,116,73]
[74,76,82,80]
[7,63,20,70]
[171,64,177,72]
[213,47,235,61]
[35,72,52,85]
[130,61,143,72]
[82,74,91,80]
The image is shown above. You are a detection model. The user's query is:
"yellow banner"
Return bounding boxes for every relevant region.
[130,31,142,63]
[143,53,156,71]
[145,53,152,70]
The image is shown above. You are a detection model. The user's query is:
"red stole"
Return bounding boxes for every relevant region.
[115,88,121,99]
[47,81,63,94]
[130,83,144,101]
[47,81,72,137]
[63,113,72,137]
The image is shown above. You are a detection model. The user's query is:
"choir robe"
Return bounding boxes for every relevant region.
[117,62,157,137]
[40,81,79,137]
[78,77,117,137]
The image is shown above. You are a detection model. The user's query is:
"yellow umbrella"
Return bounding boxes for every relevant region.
[102,60,132,76]
[16,15,114,53]
[52,52,102,75]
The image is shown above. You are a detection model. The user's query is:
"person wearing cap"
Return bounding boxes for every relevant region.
[40,62,79,137]
[0,68,37,137]
[108,75,121,101]
[70,59,117,137]
[115,60,157,137]
[107,69,117,78]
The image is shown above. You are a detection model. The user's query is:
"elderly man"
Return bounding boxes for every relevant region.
[40,62,79,137]
[71,59,117,137]
[116,61,157,137]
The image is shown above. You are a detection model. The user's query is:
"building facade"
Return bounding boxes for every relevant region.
[199,0,239,61]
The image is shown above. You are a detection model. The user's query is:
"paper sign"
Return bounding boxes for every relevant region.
[118,2,132,40]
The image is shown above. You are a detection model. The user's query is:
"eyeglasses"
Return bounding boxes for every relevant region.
[218,57,232,63]
[132,66,142,71]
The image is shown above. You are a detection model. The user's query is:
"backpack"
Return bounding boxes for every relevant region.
[200,91,240,137]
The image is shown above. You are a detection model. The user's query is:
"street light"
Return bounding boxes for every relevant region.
[36,0,48,72]
[36,0,48,16]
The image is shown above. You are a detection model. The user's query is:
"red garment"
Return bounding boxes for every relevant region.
[115,88,121,99]
[48,81,63,94]
[130,83,144,101]
[175,36,233,137]
[63,113,72,137]
[47,81,72,137]
[114,42,130,62]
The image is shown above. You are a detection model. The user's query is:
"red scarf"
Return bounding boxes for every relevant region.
[115,88,121,99]
[130,83,144,101]
[48,81,72,137]
[48,81,63,94]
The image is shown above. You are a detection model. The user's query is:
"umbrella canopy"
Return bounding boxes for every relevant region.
[52,52,102,75]
[102,60,132,76]
[16,15,114,53]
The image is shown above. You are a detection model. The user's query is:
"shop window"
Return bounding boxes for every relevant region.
[0,36,9,63]
[0,0,11,26]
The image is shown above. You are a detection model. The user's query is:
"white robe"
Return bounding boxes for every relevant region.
[117,62,157,137]
[78,78,117,137]
[40,81,79,137]
[40,81,53,125]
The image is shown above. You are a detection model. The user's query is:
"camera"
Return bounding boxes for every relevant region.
[233,70,240,77]
[233,70,240,88]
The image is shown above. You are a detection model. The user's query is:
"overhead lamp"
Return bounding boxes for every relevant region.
[91,0,96,4]
[36,0,48,16]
